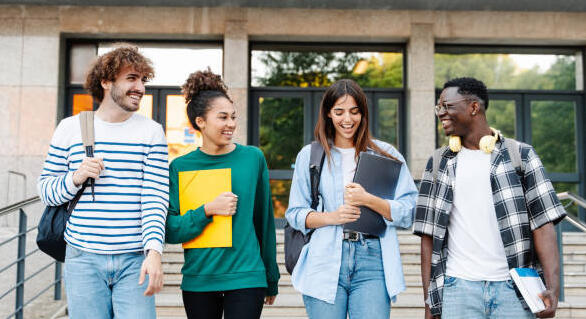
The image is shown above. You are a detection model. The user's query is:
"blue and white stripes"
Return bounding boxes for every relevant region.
[37,114,169,255]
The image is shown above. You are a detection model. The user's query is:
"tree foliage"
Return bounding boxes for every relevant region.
[254,50,579,216]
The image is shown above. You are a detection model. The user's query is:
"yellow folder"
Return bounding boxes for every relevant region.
[178,168,232,248]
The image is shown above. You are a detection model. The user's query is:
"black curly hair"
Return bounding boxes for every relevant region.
[443,77,489,110]
[182,68,232,131]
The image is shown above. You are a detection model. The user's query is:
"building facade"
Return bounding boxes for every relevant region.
[1,2,585,223]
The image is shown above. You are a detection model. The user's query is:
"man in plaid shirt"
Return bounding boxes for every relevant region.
[413,77,566,319]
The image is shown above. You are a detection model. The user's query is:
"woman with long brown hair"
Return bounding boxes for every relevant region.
[285,79,418,318]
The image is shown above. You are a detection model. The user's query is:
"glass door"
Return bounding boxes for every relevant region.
[159,89,202,162]
[525,95,584,222]
[251,90,311,222]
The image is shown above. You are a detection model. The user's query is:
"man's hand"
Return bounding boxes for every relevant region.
[72,157,105,186]
[536,289,558,318]
[264,295,276,305]
[139,250,163,296]
[533,223,560,318]
[425,305,440,319]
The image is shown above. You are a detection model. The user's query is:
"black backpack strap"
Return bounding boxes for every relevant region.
[309,141,326,211]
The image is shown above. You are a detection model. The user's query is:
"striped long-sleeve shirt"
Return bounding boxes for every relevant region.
[37,113,169,255]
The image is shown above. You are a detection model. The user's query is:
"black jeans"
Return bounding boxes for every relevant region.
[182,287,266,319]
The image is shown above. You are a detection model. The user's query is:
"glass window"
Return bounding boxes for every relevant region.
[72,94,94,115]
[259,96,304,170]
[136,94,154,119]
[486,99,516,138]
[270,180,292,218]
[376,98,399,147]
[252,50,403,88]
[531,100,577,173]
[435,52,580,90]
[69,44,97,84]
[98,43,223,86]
[165,94,202,162]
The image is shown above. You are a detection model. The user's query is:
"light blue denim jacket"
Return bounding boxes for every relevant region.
[285,140,418,304]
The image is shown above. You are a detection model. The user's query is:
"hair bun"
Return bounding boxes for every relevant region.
[182,68,228,103]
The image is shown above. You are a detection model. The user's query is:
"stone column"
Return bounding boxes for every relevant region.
[0,6,60,207]
[407,23,435,178]
[223,19,249,145]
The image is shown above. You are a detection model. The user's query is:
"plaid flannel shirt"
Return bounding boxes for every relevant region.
[413,137,566,317]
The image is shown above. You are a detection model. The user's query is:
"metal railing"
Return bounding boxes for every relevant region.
[0,192,585,315]
[556,191,586,303]
[0,196,63,319]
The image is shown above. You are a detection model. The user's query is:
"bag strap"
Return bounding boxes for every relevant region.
[504,137,524,175]
[309,141,326,211]
[79,111,95,155]
[431,146,448,183]
[68,111,95,209]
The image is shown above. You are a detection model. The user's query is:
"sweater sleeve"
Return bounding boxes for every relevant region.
[165,160,213,244]
[37,118,82,206]
[140,125,169,255]
[253,149,280,296]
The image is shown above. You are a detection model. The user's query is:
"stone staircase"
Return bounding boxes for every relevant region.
[156,230,586,319]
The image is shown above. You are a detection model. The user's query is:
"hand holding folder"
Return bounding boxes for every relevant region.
[343,152,402,236]
[178,168,233,248]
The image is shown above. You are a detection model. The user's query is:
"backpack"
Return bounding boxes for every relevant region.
[283,141,326,275]
[431,137,524,182]
[36,111,94,262]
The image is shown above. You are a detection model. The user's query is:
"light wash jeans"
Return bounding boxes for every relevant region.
[302,239,391,319]
[441,275,535,319]
[64,245,155,319]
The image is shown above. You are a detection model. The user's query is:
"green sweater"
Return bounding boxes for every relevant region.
[165,144,279,296]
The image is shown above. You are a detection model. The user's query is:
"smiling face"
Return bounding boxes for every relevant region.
[105,65,146,113]
[328,94,362,147]
[196,96,236,148]
[437,86,475,137]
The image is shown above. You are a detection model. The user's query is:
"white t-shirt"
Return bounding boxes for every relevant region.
[334,146,357,187]
[446,147,510,281]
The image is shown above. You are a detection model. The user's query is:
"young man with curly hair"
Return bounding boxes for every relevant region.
[414,77,565,319]
[37,44,168,318]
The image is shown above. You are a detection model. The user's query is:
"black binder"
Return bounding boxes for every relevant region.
[343,152,402,236]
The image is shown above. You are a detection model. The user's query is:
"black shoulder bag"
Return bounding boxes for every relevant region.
[283,141,325,274]
[37,111,94,262]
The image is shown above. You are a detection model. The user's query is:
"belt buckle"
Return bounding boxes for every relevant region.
[346,231,360,242]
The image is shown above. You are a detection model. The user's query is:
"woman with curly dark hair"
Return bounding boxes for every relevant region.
[165,69,279,319]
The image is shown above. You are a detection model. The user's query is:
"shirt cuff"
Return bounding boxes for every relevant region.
[192,205,214,225]
[65,172,82,194]
[295,208,313,235]
[144,240,164,256]
[266,280,279,296]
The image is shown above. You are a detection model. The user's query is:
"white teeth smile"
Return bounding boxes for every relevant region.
[341,124,353,129]
[222,131,233,135]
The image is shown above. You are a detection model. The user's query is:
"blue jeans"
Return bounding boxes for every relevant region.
[64,245,155,319]
[442,275,535,319]
[303,239,390,319]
